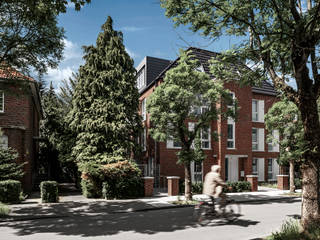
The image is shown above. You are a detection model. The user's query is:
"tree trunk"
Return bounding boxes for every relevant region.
[289,159,295,193]
[184,163,192,201]
[298,93,320,228]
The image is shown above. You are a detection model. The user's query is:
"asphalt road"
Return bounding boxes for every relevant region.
[1,198,301,240]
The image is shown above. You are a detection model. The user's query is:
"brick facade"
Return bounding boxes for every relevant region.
[0,77,41,192]
[136,48,280,187]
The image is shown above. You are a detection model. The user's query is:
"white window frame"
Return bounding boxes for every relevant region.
[166,136,182,149]
[252,99,264,122]
[267,158,273,180]
[0,135,8,149]
[200,127,211,149]
[268,130,279,152]
[227,92,235,108]
[252,128,258,151]
[141,98,146,121]
[191,161,203,183]
[141,128,147,151]
[0,91,4,113]
[252,158,258,175]
[137,67,146,89]
[227,121,235,149]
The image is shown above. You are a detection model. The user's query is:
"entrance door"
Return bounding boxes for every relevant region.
[225,156,239,182]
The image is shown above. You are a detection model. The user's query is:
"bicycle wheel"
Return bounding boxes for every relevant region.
[224,201,241,222]
[196,202,216,226]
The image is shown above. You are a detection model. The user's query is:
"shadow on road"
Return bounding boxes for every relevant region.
[2,201,259,237]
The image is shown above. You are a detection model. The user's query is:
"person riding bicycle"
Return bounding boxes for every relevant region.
[203,165,227,213]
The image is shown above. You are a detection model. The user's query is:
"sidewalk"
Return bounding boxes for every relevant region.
[1,186,301,222]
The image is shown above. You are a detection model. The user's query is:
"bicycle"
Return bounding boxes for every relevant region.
[193,196,241,226]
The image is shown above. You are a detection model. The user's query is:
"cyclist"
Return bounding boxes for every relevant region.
[202,165,227,213]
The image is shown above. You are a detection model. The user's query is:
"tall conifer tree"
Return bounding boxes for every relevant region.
[70,16,141,165]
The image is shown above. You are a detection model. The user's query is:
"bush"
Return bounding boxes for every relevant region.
[267,219,320,240]
[0,180,21,203]
[101,160,144,199]
[0,202,10,217]
[179,180,203,194]
[223,181,251,193]
[40,181,59,203]
[81,178,102,198]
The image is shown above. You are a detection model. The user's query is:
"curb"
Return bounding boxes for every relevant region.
[0,215,69,223]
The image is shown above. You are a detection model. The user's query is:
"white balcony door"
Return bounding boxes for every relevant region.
[226,155,239,182]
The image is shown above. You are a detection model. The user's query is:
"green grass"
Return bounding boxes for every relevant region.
[266,219,320,240]
[0,202,10,217]
[170,200,199,205]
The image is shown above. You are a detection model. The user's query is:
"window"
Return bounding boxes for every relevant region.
[201,127,210,149]
[191,161,203,183]
[167,136,182,149]
[141,98,146,121]
[267,158,273,180]
[252,100,258,121]
[141,128,147,151]
[252,128,264,151]
[227,123,235,149]
[227,92,235,108]
[252,128,258,150]
[0,91,3,112]
[0,135,8,149]
[252,158,258,175]
[137,67,146,89]
[268,130,279,152]
[252,99,264,122]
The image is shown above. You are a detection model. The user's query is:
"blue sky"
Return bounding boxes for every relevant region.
[45,0,242,89]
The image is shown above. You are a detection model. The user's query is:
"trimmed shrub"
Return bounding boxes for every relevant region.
[224,181,251,193]
[101,160,144,199]
[0,203,10,217]
[81,178,102,198]
[40,181,59,203]
[0,180,21,203]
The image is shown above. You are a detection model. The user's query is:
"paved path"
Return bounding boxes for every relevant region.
[0,198,301,240]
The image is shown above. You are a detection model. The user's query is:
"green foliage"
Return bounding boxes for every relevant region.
[0,202,10,217]
[267,219,320,240]
[0,180,21,203]
[223,181,251,193]
[294,178,302,190]
[0,147,25,181]
[81,178,102,198]
[70,16,141,164]
[179,181,203,194]
[40,181,59,203]
[101,160,144,199]
[265,98,305,166]
[0,0,90,75]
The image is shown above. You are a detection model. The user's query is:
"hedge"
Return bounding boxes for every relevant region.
[0,180,21,203]
[81,178,102,198]
[40,181,59,203]
[223,181,251,193]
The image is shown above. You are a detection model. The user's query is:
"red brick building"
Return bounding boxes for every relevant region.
[0,68,42,192]
[136,48,280,188]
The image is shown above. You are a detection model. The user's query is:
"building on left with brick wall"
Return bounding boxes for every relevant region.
[0,67,42,192]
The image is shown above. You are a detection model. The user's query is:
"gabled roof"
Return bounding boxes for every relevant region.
[140,47,277,96]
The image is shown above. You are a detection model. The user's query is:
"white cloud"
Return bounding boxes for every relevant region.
[67,2,75,8]
[120,26,145,32]
[63,39,82,61]
[46,66,75,90]
[126,48,139,59]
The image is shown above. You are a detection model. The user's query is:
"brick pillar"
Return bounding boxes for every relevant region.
[167,176,180,196]
[277,175,289,190]
[246,175,258,191]
[142,177,154,197]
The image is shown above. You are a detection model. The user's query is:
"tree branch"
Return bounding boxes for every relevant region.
[290,0,301,22]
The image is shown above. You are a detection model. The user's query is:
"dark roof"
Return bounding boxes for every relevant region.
[145,56,171,86]
[140,47,277,96]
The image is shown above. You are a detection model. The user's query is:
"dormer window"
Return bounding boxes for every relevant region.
[137,67,146,89]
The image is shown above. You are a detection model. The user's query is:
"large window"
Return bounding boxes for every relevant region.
[0,92,3,113]
[252,158,258,175]
[141,98,146,121]
[268,130,279,152]
[227,123,235,149]
[252,128,264,151]
[252,99,264,122]
[137,67,146,89]
[141,128,147,151]
[267,158,273,180]
[201,127,210,149]
[0,135,8,149]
